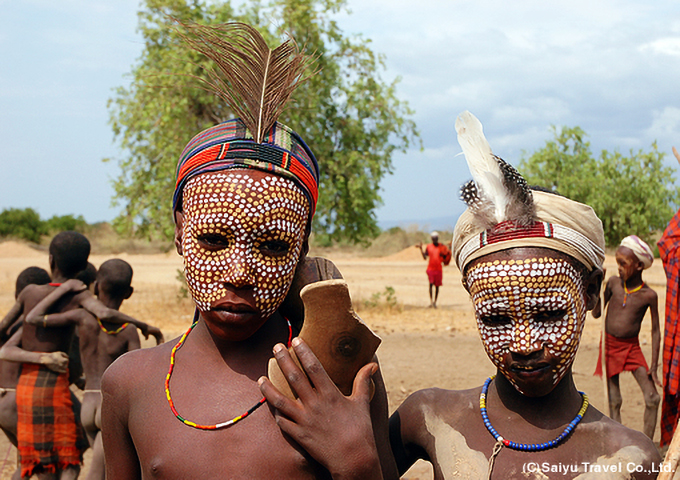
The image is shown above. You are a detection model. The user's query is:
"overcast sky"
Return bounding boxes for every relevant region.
[2,0,679,231]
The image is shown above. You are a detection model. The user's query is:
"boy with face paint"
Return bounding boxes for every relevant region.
[388,112,660,479]
[593,235,660,440]
[101,23,394,480]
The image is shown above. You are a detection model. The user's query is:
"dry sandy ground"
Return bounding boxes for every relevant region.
[0,241,669,479]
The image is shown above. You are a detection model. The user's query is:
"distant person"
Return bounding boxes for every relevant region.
[416,231,451,308]
[593,235,660,440]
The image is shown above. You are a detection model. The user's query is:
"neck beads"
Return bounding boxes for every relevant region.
[480,375,589,478]
[480,375,588,451]
[97,317,128,335]
[623,281,644,307]
[165,313,293,430]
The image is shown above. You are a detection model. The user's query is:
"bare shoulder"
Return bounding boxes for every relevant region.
[641,284,658,301]
[398,387,480,431]
[102,339,177,395]
[579,405,661,467]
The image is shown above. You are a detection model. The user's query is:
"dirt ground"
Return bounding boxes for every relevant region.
[0,241,668,479]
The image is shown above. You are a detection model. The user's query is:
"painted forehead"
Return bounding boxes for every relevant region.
[183,171,309,224]
[466,257,584,301]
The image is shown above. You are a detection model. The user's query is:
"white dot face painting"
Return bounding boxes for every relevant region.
[180,170,309,320]
[465,256,587,395]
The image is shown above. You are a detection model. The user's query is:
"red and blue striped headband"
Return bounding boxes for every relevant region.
[173,118,320,219]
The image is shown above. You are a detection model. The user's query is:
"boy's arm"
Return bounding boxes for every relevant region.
[0,293,26,338]
[0,327,69,373]
[78,295,164,344]
[415,243,427,260]
[26,308,85,328]
[593,275,614,320]
[388,392,431,476]
[259,339,387,480]
[24,280,85,327]
[649,291,661,387]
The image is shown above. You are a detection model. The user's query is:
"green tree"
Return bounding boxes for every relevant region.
[0,208,46,243]
[44,214,88,235]
[519,127,680,247]
[107,0,419,243]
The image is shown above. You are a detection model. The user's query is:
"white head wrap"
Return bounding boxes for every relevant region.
[619,235,654,269]
[453,190,605,273]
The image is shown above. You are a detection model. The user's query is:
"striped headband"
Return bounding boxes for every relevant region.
[453,190,606,272]
[173,118,320,219]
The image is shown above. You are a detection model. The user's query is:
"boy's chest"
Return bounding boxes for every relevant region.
[424,408,646,480]
[127,369,327,480]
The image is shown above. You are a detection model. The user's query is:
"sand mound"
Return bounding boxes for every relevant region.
[382,246,426,262]
[0,241,45,259]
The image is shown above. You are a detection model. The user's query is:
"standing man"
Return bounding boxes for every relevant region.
[658,145,680,448]
[416,232,451,308]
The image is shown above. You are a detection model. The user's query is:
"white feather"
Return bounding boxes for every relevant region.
[455,111,510,224]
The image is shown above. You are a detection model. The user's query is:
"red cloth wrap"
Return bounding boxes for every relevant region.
[426,270,443,287]
[17,364,86,478]
[659,209,680,445]
[594,332,649,378]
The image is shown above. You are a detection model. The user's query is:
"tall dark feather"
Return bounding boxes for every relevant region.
[177,21,315,143]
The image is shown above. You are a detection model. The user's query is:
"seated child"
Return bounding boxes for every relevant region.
[389,112,660,479]
[0,231,93,479]
[16,258,160,480]
[593,235,660,440]
[101,22,393,480]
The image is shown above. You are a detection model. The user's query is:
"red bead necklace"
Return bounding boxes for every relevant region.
[165,312,293,430]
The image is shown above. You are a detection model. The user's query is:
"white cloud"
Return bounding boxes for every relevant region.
[640,37,680,57]
[645,107,680,139]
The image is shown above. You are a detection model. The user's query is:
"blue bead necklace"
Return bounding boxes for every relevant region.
[480,375,589,452]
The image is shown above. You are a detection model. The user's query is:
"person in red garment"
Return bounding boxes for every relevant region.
[657,146,680,448]
[416,232,451,308]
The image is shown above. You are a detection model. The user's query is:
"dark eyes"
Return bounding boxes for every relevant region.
[197,234,230,250]
[259,240,290,256]
[534,309,567,323]
[197,234,290,256]
[480,309,567,326]
[481,315,511,326]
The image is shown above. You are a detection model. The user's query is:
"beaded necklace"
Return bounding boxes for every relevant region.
[165,312,293,430]
[480,375,588,479]
[480,375,588,451]
[622,281,644,307]
[97,317,128,335]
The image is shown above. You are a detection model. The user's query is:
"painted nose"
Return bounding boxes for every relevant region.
[220,253,257,289]
[509,320,542,355]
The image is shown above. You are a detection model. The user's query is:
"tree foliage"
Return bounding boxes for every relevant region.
[0,208,46,243]
[519,126,680,247]
[0,209,89,244]
[106,0,419,243]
